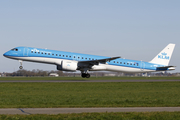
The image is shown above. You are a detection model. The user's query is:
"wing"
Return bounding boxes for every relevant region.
[79,56,121,65]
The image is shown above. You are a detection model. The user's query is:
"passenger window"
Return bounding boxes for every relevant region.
[63,55,64,57]
[59,55,61,56]
[52,54,54,55]
[31,51,33,53]
[38,52,40,54]
[69,56,71,58]
[56,54,58,56]
[66,55,68,57]
[48,53,50,55]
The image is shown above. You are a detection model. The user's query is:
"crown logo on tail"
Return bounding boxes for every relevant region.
[158,52,169,60]
[161,52,167,56]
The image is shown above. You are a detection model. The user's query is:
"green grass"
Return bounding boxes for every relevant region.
[0,82,180,108]
[1,112,180,120]
[0,76,180,80]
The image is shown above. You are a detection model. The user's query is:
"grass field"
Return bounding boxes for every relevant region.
[0,112,180,120]
[0,76,180,81]
[0,81,180,108]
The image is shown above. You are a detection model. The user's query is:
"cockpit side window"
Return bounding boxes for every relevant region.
[11,48,18,51]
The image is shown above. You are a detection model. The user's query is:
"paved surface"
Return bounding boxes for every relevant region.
[0,107,180,114]
[0,79,180,82]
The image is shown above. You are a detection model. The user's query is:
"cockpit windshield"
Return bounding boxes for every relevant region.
[11,48,18,51]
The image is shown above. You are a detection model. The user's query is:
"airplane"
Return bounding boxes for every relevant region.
[3,43,175,78]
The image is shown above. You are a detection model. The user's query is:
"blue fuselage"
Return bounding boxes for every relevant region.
[3,46,169,73]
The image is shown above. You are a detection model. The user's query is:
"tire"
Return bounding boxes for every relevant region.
[86,74,90,78]
[19,66,23,69]
[81,73,86,78]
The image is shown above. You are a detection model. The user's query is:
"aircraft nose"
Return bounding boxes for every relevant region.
[3,51,10,57]
[3,52,7,57]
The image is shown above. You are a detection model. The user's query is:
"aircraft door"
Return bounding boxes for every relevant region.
[141,61,145,71]
[23,47,29,56]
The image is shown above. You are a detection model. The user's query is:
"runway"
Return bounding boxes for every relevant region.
[1,107,180,114]
[0,79,180,82]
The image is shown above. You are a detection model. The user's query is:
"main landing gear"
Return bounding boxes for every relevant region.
[81,73,90,78]
[19,60,23,69]
[81,69,90,78]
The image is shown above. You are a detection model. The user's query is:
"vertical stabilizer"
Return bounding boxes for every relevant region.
[150,43,175,66]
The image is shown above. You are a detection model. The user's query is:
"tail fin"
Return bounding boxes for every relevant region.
[150,43,175,66]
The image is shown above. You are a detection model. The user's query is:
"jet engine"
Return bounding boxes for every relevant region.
[57,60,77,72]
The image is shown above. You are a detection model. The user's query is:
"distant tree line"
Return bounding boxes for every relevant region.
[5,69,64,77]
[3,70,177,77]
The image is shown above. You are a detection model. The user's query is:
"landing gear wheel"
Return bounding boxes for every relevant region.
[81,73,86,78]
[19,60,23,69]
[81,73,90,78]
[86,73,90,78]
[19,66,23,69]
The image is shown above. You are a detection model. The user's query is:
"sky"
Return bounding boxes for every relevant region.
[0,0,180,73]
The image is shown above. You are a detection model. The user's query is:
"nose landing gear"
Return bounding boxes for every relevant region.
[19,60,23,69]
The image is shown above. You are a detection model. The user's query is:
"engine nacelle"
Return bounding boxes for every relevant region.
[57,60,77,72]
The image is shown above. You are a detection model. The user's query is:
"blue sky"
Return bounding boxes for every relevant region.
[0,0,179,72]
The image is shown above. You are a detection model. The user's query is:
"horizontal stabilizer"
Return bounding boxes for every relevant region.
[157,66,176,71]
